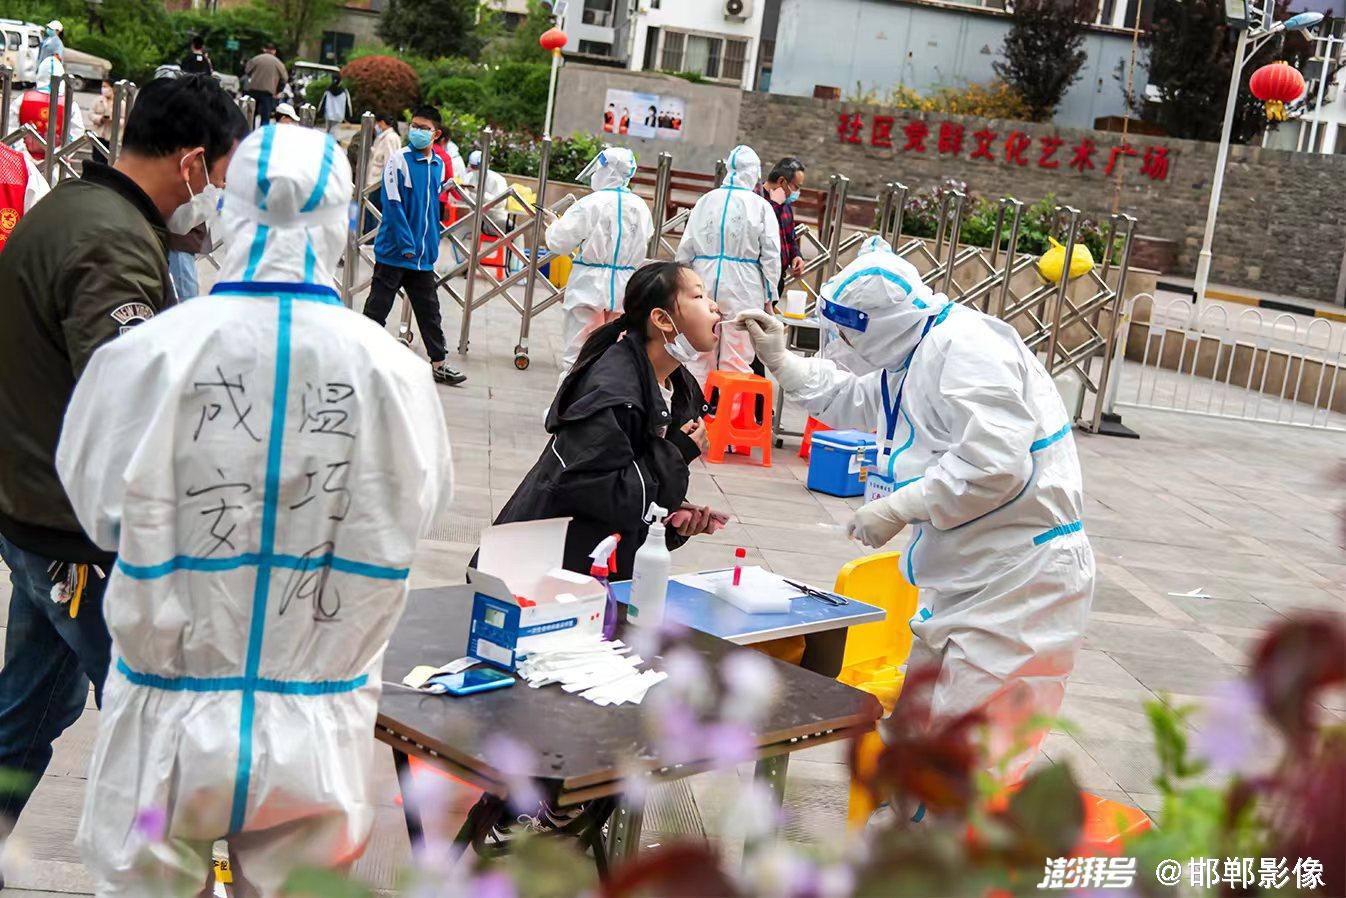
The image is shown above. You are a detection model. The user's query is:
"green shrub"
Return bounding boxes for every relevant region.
[426,76,486,113]
[899,186,1118,262]
[304,76,332,108]
[341,54,420,118]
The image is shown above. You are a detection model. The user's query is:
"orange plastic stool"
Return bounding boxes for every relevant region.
[702,372,773,466]
[478,233,507,277]
[798,416,832,460]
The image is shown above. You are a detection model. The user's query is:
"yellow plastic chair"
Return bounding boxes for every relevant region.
[832,552,920,829]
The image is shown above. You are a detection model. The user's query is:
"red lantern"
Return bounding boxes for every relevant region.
[539,27,567,53]
[1249,61,1306,122]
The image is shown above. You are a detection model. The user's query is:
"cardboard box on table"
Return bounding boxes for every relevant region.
[466,518,607,671]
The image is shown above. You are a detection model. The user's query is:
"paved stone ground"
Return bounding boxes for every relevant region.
[1,283,1342,895]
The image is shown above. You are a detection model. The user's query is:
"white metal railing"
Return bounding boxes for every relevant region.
[1115,294,1346,431]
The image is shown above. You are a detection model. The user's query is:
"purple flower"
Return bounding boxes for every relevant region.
[468,871,516,898]
[482,735,543,814]
[133,805,167,842]
[1192,679,1267,775]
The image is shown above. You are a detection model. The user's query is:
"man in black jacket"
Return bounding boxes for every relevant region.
[0,75,246,837]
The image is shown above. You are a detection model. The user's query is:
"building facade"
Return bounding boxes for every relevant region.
[766,0,1151,130]
[557,0,767,90]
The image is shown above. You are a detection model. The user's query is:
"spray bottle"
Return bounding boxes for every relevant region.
[629,503,670,627]
[589,533,622,640]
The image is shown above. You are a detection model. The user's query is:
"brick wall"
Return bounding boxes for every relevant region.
[737,92,1346,304]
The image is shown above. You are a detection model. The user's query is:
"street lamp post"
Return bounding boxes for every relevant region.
[1191,6,1323,304]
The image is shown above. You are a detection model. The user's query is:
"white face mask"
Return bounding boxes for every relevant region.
[660,315,701,366]
[167,152,220,235]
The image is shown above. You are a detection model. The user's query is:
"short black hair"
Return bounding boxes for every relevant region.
[411,105,441,128]
[768,157,806,184]
[374,110,397,126]
[191,35,204,49]
[121,75,248,167]
[263,42,277,51]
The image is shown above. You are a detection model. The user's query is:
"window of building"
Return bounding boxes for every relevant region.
[582,0,615,26]
[643,26,661,70]
[655,29,751,83]
[578,39,613,56]
[319,31,355,67]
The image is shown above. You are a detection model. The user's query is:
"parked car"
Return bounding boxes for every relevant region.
[0,19,42,84]
[62,47,111,91]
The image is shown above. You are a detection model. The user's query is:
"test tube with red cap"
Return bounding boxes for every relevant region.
[732,547,746,587]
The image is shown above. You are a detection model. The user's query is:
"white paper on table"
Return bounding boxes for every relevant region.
[676,566,796,614]
[675,567,800,602]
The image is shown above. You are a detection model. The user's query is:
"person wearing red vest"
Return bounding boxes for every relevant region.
[0,141,50,253]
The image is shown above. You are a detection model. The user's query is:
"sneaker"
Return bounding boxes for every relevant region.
[432,362,467,386]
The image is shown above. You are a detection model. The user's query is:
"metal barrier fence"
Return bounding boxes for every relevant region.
[1113,293,1346,431]
[330,122,1141,420]
[4,71,1142,418]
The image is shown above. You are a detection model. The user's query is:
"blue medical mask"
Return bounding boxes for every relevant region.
[407,127,433,150]
[785,189,800,204]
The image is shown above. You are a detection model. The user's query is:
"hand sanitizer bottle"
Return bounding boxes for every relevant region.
[629,503,670,627]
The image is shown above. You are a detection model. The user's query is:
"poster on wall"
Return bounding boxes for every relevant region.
[603,88,684,141]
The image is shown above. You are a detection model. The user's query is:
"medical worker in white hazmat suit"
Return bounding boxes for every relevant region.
[737,236,1093,779]
[57,125,454,896]
[546,147,653,380]
[675,144,780,384]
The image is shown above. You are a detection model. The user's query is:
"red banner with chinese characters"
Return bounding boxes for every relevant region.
[837,111,1171,182]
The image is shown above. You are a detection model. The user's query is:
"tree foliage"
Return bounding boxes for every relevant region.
[269,0,340,59]
[378,0,483,60]
[481,0,554,65]
[993,0,1090,122]
[1141,0,1315,143]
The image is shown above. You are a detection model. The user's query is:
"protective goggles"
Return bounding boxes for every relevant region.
[820,298,870,333]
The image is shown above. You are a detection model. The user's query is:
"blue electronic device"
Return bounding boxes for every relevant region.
[428,667,516,696]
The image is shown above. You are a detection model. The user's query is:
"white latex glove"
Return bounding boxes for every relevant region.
[846,483,929,548]
[734,309,807,392]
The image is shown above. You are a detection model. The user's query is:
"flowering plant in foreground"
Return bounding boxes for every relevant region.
[55,612,1343,898]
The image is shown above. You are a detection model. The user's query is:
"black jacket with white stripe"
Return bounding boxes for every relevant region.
[491,333,708,580]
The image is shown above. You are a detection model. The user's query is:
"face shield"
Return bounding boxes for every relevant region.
[816,251,943,372]
[579,146,636,190]
[216,125,354,289]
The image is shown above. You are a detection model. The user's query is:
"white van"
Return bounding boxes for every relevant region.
[0,19,42,84]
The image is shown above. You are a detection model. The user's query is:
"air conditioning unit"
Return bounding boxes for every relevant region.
[724,0,753,20]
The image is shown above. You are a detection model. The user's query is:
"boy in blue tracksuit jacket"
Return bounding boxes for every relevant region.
[361,106,467,385]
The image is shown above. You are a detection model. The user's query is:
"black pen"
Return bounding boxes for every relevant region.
[783,579,848,606]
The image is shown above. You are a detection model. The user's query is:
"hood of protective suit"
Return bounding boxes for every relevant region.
[35,56,63,92]
[588,147,636,190]
[819,237,946,371]
[721,144,761,190]
[217,125,352,288]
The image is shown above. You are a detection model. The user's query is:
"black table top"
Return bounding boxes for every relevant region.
[376,586,882,801]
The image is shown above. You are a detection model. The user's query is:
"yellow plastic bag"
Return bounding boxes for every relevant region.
[1036,236,1095,283]
[507,183,536,215]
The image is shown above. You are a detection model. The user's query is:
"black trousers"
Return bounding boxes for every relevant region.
[247,90,276,128]
[363,263,447,363]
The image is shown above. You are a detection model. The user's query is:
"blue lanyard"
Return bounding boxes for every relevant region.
[877,312,944,476]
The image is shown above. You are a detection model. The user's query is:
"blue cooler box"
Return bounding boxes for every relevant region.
[807,430,878,497]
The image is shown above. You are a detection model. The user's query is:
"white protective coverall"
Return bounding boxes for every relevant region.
[675,145,781,383]
[547,147,654,378]
[463,149,509,233]
[57,125,454,897]
[738,237,1093,779]
[8,56,86,141]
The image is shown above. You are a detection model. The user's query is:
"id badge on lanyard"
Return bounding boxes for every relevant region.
[866,370,905,505]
